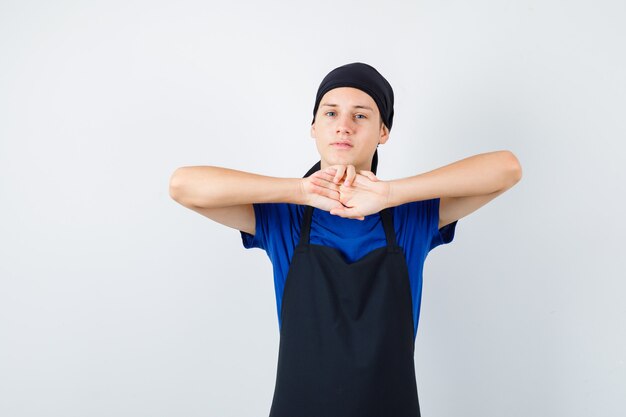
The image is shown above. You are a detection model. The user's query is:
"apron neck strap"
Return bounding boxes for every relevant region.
[379,208,397,247]
[300,206,397,248]
[301,205,314,244]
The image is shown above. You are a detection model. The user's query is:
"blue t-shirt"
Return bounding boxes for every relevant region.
[241,198,457,340]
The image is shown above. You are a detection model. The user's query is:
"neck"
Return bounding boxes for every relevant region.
[320,159,373,172]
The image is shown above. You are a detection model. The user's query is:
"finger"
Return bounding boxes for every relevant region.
[359,170,379,182]
[310,177,340,192]
[312,170,340,184]
[330,206,365,221]
[311,171,337,183]
[311,184,340,200]
[329,206,347,216]
[333,165,346,184]
[323,166,338,175]
[344,165,356,186]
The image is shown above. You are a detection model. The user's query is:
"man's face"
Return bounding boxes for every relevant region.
[310,87,389,172]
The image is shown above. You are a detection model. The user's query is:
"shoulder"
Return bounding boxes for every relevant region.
[392,198,457,250]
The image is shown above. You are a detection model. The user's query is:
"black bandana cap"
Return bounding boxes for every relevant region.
[305,62,392,177]
[311,62,394,131]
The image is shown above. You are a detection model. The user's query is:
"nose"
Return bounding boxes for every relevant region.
[336,113,356,134]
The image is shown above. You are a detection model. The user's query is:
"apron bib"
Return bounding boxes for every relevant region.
[269,205,421,417]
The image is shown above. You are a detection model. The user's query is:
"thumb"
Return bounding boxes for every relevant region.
[330,206,365,221]
[359,170,379,182]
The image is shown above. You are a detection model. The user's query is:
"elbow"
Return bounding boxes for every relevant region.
[169,167,190,204]
[502,150,523,188]
[169,166,222,208]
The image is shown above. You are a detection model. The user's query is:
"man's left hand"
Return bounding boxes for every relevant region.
[310,165,391,220]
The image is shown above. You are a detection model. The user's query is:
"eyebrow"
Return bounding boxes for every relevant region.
[320,103,374,112]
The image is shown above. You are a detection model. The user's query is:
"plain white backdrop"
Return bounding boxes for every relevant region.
[1,0,625,416]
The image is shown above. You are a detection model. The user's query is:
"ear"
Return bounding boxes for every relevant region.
[378,124,390,144]
[310,123,316,138]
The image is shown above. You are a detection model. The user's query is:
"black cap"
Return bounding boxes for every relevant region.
[306,62,392,177]
[311,62,394,131]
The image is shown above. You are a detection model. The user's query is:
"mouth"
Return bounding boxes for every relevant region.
[330,141,353,149]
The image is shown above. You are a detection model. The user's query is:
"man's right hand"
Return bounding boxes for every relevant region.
[300,170,345,213]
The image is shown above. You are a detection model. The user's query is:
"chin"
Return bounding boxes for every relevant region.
[325,158,355,167]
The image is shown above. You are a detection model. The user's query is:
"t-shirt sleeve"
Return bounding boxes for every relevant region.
[240,203,268,250]
[428,197,458,251]
[240,203,296,252]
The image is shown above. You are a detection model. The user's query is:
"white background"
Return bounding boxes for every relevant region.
[1,0,625,416]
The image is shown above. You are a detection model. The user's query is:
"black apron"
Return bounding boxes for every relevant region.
[269,205,421,417]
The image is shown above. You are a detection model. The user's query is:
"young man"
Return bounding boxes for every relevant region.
[169,62,522,417]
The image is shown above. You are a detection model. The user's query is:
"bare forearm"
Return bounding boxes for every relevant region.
[387,150,522,207]
[169,166,305,208]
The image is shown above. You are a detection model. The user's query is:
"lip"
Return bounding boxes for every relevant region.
[330,141,353,148]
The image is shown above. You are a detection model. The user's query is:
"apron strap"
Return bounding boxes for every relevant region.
[300,205,315,245]
[379,208,397,248]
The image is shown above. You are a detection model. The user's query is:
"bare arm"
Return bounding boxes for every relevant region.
[319,150,522,226]
[168,166,343,234]
[386,150,522,204]
[386,150,522,227]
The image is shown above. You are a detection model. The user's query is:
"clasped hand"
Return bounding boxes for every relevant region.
[301,165,391,220]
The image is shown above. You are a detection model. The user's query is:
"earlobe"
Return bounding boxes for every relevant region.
[310,124,315,138]
[379,125,390,144]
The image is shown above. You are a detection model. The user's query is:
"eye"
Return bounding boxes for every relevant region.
[355,114,366,119]
[324,111,336,117]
